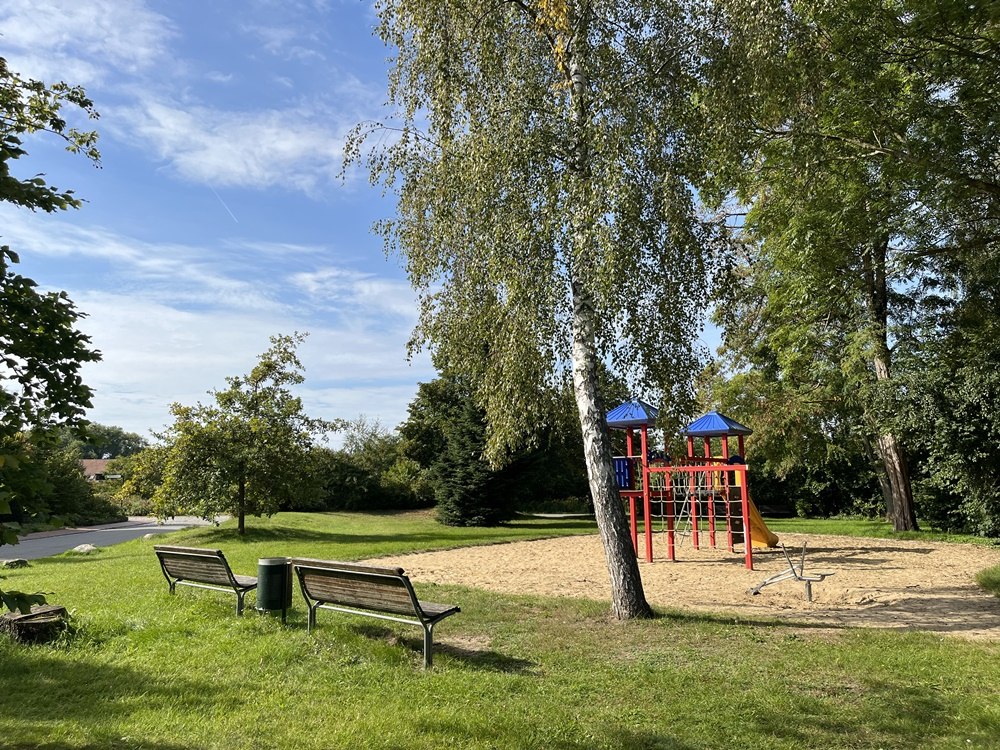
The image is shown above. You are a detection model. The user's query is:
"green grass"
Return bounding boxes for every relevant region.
[977,565,1000,598]
[2,510,999,749]
[765,516,996,546]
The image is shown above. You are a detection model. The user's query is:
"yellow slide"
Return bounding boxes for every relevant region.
[747,494,779,548]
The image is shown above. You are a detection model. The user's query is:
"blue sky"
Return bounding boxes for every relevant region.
[1,0,435,443]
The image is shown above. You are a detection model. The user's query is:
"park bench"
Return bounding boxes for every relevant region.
[291,558,460,668]
[154,545,258,615]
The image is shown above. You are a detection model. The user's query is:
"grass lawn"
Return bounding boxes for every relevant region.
[1,511,998,749]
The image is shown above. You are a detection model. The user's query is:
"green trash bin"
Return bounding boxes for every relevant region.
[256,557,292,623]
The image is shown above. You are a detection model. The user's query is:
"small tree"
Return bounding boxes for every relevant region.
[149,333,334,534]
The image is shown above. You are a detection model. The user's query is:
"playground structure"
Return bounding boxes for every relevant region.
[608,401,779,570]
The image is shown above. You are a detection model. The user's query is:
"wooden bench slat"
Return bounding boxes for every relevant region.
[300,571,416,616]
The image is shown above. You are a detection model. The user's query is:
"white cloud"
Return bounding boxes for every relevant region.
[291,267,418,320]
[239,22,326,63]
[0,207,287,312]
[0,0,174,85]
[1,207,432,436]
[74,290,432,440]
[109,95,352,193]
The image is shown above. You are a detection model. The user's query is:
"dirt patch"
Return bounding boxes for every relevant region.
[365,532,1000,641]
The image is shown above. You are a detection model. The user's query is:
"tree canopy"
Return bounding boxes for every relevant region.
[698,0,999,531]
[129,333,334,534]
[0,57,101,612]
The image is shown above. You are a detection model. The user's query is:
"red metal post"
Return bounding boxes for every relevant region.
[689,467,699,550]
[665,468,676,561]
[629,495,638,553]
[641,424,652,562]
[738,466,753,569]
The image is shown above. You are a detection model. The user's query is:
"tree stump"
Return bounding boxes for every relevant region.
[0,604,69,644]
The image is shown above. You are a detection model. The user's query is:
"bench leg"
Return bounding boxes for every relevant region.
[307,604,317,634]
[237,591,246,616]
[422,623,435,669]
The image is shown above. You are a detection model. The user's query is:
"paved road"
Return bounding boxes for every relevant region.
[3,517,220,560]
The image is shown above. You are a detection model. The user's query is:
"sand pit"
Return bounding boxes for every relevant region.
[366,532,1000,640]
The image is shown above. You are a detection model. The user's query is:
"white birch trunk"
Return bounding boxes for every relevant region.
[566,0,651,619]
[570,279,652,619]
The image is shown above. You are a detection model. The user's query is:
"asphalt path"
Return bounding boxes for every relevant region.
[3,517,218,560]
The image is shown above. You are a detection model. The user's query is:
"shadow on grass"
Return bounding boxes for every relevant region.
[735,680,972,748]
[651,606,848,633]
[348,622,538,673]
[0,646,215,749]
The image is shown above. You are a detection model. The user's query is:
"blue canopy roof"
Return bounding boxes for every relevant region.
[681,411,752,437]
[606,400,659,428]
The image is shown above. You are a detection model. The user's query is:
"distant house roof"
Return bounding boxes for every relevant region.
[606,400,659,428]
[681,411,752,437]
[80,459,112,479]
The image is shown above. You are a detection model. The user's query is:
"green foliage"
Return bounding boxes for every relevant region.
[0,434,124,531]
[976,566,1000,598]
[698,362,882,519]
[398,376,592,525]
[0,56,100,212]
[0,57,102,611]
[401,377,511,526]
[351,0,718,462]
[896,291,1000,537]
[111,446,167,508]
[0,250,100,444]
[59,423,148,459]
[699,0,1000,533]
[140,334,335,533]
[0,59,101,509]
[432,386,505,526]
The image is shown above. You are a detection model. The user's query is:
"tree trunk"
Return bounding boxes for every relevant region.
[871,344,917,530]
[565,1,651,620]
[862,234,918,531]
[570,278,652,620]
[237,476,246,536]
[876,432,916,530]
[862,434,894,518]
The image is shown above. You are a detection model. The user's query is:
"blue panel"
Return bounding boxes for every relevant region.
[613,457,634,489]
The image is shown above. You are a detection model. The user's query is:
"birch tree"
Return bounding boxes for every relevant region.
[352,0,719,619]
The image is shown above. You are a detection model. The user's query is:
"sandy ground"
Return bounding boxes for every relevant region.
[366,531,1000,641]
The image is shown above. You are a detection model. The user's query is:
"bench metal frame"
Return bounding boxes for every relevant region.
[292,558,460,668]
[154,545,258,615]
